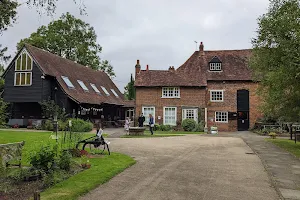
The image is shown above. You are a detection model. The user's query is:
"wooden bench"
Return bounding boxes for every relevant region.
[0,141,25,168]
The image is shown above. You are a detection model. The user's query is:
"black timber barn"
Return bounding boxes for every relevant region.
[2,44,134,127]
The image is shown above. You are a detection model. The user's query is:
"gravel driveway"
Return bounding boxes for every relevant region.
[80,135,280,200]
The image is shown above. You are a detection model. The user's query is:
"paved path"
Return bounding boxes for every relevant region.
[240,132,300,200]
[80,135,279,200]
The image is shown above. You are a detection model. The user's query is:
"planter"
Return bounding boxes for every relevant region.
[129,127,146,136]
[210,126,218,134]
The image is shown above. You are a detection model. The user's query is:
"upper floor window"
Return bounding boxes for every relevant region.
[162,87,180,98]
[77,80,89,92]
[90,83,101,94]
[101,86,110,96]
[210,90,224,102]
[62,76,75,88]
[215,111,228,123]
[209,63,222,71]
[14,50,33,86]
[111,89,119,97]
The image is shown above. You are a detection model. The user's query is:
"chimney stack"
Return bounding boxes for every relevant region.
[169,66,175,71]
[146,64,149,71]
[199,42,205,56]
[135,59,141,79]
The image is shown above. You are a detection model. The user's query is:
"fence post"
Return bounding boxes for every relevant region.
[34,191,40,200]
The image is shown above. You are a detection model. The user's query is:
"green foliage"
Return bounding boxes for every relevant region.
[269,132,277,139]
[154,124,160,131]
[58,120,67,131]
[58,150,72,171]
[0,0,18,34]
[69,118,93,132]
[39,99,68,120]
[182,119,196,132]
[0,98,8,126]
[192,121,204,132]
[43,120,54,131]
[124,74,135,100]
[29,144,58,172]
[17,12,115,77]
[250,0,300,122]
[159,125,172,131]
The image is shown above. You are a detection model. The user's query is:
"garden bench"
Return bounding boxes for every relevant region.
[0,141,25,168]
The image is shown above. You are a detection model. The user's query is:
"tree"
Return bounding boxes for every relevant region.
[124,74,135,100]
[250,0,300,122]
[17,12,115,77]
[0,0,18,34]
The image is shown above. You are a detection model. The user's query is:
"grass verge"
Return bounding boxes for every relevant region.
[41,152,135,200]
[266,138,300,158]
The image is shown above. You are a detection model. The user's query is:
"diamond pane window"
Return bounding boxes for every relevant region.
[62,76,75,88]
[101,86,110,96]
[111,89,119,97]
[77,80,89,91]
[90,83,101,94]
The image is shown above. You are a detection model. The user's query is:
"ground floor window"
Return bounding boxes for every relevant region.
[164,107,177,125]
[215,111,228,123]
[142,106,155,125]
[182,108,198,122]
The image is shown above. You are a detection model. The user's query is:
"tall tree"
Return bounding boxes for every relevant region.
[250,0,300,122]
[17,12,115,77]
[124,74,135,100]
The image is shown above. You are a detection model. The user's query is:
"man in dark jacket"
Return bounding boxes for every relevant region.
[138,113,145,127]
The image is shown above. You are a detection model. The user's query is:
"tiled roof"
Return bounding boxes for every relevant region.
[135,48,252,87]
[25,44,127,106]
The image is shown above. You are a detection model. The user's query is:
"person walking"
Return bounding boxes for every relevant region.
[138,113,145,127]
[149,114,154,135]
[124,117,130,135]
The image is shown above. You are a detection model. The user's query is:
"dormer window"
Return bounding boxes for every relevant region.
[209,63,222,71]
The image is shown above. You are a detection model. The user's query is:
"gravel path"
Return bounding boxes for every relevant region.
[80,135,279,200]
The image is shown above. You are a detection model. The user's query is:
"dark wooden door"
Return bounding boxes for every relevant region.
[237,90,249,131]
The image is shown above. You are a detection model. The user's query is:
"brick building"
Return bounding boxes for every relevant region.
[134,42,262,132]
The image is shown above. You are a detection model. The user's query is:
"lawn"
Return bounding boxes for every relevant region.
[0,130,135,199]
[121,130,205,138]
[266,138,300,158]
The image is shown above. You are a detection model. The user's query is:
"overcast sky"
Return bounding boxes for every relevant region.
[1,0,270,92]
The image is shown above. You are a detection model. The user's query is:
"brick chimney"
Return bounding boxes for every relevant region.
[146,64,149,71]
[135,59,141,78]
[169,66,175,71]
[199,42,205,56]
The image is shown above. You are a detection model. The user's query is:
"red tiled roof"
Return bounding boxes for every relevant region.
[25,44,126,106]
[135,49,252,87]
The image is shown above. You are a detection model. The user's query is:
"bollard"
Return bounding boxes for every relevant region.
[34,191,40,200]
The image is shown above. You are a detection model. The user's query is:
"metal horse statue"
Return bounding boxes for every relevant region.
[76,129,110,155]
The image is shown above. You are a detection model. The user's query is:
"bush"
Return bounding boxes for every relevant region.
[58,150,72,171]
[58,120,67,131]
[160,125,172,131]
[43,120,54,131]
[69,118,93,132]
[192,121,204,132]
[182,119,196,132]
[269,132,277,139]
[29,144,58,172]
[154,124,160,131]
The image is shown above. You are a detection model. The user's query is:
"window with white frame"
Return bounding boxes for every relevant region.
[209,63,222,71]
[182,108,198,122]
[14,50,33,86]
[101,86,110,96]
[90,83,101,94]
[164,107,177,125]
[215,111,228,123]
[162,87,180,98]
[142,106,155,125]
[77,80,89,91]
[210,90,224,102]
[111,89,119,97]
[62,76,75,88]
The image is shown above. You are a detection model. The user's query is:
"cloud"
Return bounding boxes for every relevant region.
[1,0,270,92]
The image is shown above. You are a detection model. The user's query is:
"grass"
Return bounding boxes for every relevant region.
[41,153,135,200]
[121,130,205,138]
[266,138,300,158]
[1,129,135,199]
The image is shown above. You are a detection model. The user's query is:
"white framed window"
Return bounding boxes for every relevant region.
[77,80,89,91]
[164,107,177,125]
[215,111,228,123]
[14,72,32,86]
[101,86,110,96]
[142,106,155,125]
[210,90,224,102]
[182,108,198,122]
[162,87,180,98]
[62,76,75,88]
[111,89,119,97]
[15,50,33,71]
[90,83,101,94]
[209,63,222,71]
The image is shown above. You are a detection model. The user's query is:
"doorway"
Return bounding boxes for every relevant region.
[237,90,249,131]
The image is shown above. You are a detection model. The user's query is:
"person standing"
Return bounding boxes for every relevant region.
[149,114,154,135]
[124,117,130,135]
[138,113,145,127]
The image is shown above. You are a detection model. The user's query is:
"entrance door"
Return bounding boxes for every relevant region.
[237,90,249,131]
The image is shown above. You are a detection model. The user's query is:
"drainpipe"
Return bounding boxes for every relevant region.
[204,107,208,133]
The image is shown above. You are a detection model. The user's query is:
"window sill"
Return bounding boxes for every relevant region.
[210,100,224,102]
[161,97,180,99]
[215,121,228,124]
[14,84,32,87]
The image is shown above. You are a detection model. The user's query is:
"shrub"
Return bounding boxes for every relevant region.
[269,132,277,139]
[29,144,58,172]
[192,121,204,132]
[58,150,72,171]
[182,119,196,132]
[43,120,54,131]
[160,125,172,131]
[154,124,160,131]
[69,118,93,132]
[58,120,67,131]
